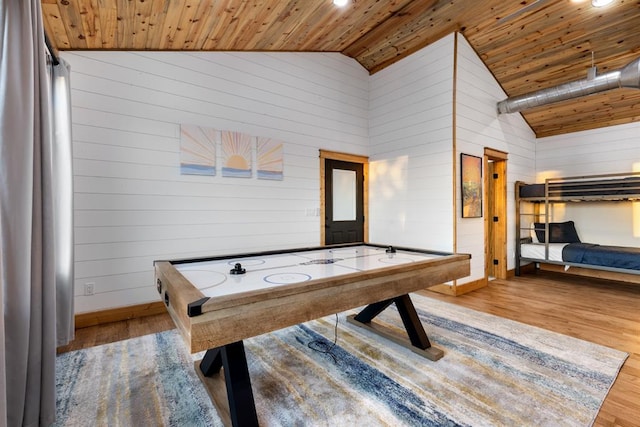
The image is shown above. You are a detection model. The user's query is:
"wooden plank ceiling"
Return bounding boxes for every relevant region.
[42,0,640,137]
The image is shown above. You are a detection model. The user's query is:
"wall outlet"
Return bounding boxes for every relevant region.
[84,282,95,296]
[305,208,320,217]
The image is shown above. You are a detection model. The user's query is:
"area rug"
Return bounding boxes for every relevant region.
[54,294,627,426]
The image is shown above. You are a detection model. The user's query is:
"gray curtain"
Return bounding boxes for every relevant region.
[1,1,73,425]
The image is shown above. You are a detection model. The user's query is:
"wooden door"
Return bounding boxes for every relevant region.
[485,149,507,279]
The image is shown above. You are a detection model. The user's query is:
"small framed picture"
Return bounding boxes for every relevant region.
[461,153,482,218]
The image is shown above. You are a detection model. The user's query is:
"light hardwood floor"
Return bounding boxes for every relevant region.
[423,271,640,427]
[58,270,640,426]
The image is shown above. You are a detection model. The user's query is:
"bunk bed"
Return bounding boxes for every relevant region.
[515,172,640,283]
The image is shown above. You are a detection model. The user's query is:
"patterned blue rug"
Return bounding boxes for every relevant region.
[54,294,627,426]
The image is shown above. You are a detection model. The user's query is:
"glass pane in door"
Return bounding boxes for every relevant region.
[332,169,356,221]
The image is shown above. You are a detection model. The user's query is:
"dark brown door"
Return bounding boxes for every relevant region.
[324,159,364,244]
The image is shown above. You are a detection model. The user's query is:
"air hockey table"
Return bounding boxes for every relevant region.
[154,243,470,426]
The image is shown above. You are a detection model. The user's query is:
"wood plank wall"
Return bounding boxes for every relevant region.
[367,33,537,288]
[454,35,536,276]
[368,35,457,252]
[65,33,629,314]
[534,122,640,248]
[65,51,370,313]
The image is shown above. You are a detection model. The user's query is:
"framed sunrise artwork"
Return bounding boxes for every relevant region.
[179,125,217,176]
[461,153,482,218]
[256,137,284,180]
[221,131,252,178]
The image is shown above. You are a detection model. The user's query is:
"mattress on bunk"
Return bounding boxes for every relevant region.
[562,243,640,271]
[520,243,567,262]
[519,177,640,199]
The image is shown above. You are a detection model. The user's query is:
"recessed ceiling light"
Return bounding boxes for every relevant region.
[333,0,349,7]
[591,0,614,7]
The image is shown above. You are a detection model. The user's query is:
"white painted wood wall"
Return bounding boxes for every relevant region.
[64,51,369,312]
[368,35,456,252]
[64,35,633,314]
[369,34,537,284]
[535,122,640,247]
[455,35,537,279]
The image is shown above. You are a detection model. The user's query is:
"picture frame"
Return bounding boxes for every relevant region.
[461,153,482,218]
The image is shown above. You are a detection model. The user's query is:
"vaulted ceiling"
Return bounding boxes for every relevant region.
[42,0,640,137]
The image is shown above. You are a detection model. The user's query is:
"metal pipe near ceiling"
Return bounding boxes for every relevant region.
[497,57,640,114]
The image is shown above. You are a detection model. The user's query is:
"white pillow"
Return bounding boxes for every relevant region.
[530,223,539,243]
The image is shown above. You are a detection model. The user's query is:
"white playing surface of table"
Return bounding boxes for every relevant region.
[176,245,439,298]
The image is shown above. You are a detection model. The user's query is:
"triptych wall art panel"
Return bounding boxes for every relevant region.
[257,137,284,181]
[179,125,217,176]
[221,131,253,178]
[179,125,284,180]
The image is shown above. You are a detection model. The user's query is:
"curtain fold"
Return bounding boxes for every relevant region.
[1,1,69,425]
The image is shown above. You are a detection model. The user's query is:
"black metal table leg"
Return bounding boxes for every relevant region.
[200,347,223,376]
[347,293,444,361]
[353,298,394,323]
[200,341,259,427]
[394,293,432,349]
